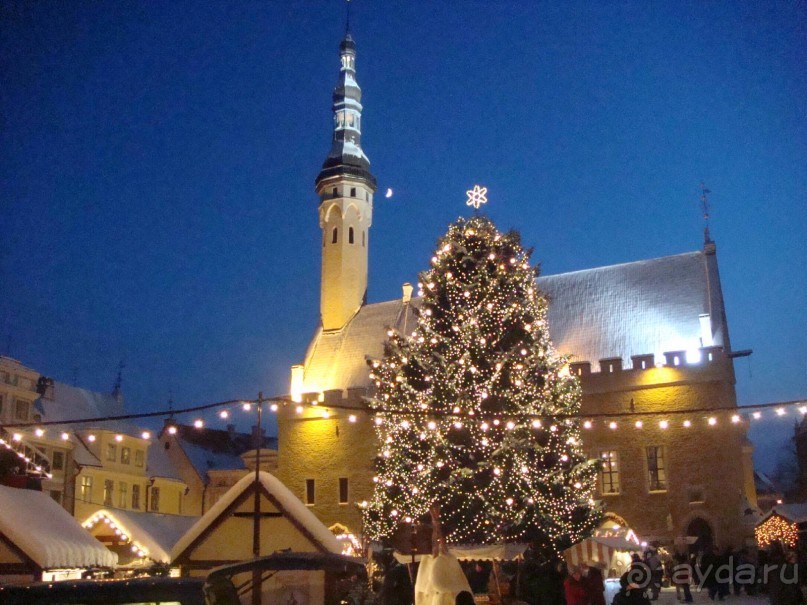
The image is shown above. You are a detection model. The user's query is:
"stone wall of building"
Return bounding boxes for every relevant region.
[277,346,757,547]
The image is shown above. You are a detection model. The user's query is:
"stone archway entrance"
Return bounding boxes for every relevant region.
[686,517,714,554]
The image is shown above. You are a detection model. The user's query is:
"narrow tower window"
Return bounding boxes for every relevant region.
[305,479,316,505]
[350,187,356,197]
[349,227,354,244]
[332,228,338,244]
[362,231,366,247]
[332,187,338,198]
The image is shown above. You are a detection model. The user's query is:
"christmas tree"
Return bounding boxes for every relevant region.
[363,214,600,556]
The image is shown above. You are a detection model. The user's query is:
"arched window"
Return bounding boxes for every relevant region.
[349,227,354,244]
[332,228,338,244]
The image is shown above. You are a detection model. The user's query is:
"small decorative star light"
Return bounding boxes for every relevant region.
[466,184,488,209]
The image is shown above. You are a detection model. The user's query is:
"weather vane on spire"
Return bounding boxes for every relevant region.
[700,182,713,244]
[466,184,488,210]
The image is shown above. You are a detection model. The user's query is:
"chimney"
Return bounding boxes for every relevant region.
[402,282,413,303]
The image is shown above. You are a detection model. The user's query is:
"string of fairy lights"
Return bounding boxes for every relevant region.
[3,395,805,448]
[2,392,804,451]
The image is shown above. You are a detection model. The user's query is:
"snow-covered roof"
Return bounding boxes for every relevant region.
[754,471,781,494]
[84,509,198,563]
[165,424,276,482]
[145,437,184,481]
[72,436,102,467]
[0,485,117,569]
[760,503,807,525]
[38,381,124,424]
[301,250,723,392]
[178,441,245,478]
[172,471,341,561]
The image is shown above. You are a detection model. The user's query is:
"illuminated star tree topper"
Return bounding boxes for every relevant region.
[466,184,488,210]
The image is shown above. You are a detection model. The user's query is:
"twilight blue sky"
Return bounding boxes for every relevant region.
[1,1,805,471]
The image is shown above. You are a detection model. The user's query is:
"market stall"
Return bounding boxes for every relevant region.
[0,485,117,583]
[564,521,645,605]
[394,543,528,603]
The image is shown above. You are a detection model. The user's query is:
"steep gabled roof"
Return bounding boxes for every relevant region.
[171,471,341,563]
[0,485,117,569]
[37,382,124,424]
[83,509,198,563]
[758,503,807,525]
[301,250,725,392]
[166,424,277,482]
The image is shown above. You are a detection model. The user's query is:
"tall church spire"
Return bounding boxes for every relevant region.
[316,32,377,331]
[316,32,376,191]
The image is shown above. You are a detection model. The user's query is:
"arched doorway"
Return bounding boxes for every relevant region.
[686,517,714,554]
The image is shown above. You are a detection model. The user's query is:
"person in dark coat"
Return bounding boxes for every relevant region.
[380,561,413,605]
[768,548,803,605]
[672,552,693,603]
[584,562,607,605]
[535,561,568,605]
[613,559,651,605]
[467,562,489,595]
[456,591,476,605]
[699,547,721,601]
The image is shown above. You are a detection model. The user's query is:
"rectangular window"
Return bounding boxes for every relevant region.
[119,482,128,508]
[132,485,141,509]
[15,398,29,420]
[121,447,131,465]
[80,476,93,503]
[338,478,349,504]
[599,450,620,495]
[305,479,315,505]
[150,487,160,512]
[106,443,117,462]
[646,446,667,492]
[52,450,65,471]
[134,450,144,467]
[350,187,357,197]
[103,479,114,506]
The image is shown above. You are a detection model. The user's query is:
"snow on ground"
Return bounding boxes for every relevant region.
[656,586,769,605]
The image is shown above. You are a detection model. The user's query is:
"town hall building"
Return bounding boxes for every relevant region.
[275,31,758,552]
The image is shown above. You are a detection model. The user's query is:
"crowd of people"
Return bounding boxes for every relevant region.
[462,542,804,605]
[374,541,803,605]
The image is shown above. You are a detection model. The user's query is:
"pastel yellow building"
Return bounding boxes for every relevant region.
[72,426,189,521]
[0,357,75,510]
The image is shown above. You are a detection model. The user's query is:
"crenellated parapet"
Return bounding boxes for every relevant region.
[569,346,733,396]
[569,345,726,377]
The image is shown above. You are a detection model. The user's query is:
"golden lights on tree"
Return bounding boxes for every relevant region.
[363,215,600,554]
[755,514,798,549]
